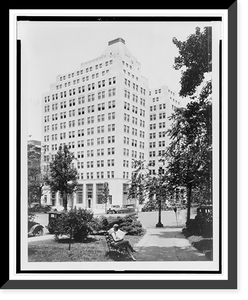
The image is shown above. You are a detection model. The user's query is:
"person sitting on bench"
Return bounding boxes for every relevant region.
[109,224,137,260]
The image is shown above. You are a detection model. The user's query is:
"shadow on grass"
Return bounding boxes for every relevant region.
[105,250,133,261]
[28,248,37,256]
[57,236,99,244]
[149,231,186,239]
[191,239,213,252]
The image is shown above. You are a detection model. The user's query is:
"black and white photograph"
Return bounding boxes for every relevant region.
[6,6,238,290]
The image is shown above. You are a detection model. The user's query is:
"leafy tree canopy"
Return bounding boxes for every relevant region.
[165,99,212,194]
[173,26,212,98]
[165,26,213,221]
[128,159,147,204]
[101,182,110,205]
[46,145,78,210]
[28,144,49,205]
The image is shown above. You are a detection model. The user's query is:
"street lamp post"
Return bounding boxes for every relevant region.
[156,161,164,228]
[156,189,164,228]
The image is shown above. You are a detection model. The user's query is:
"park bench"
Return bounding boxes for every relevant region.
[104,231,128,254]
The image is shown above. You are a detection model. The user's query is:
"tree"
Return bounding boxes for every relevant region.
[101,182,110,213]
[173,26,212,98]
[28,144,49,206]
[165,26,213,223]
[46,145,78,211]
[164,99,212,222]
[128,159,147,204]
[128,159,168,227]
[51,208,95,250]
[144,171,168,227]
[28,144,41,205]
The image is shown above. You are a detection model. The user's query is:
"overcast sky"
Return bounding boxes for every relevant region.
[18,21,211,141]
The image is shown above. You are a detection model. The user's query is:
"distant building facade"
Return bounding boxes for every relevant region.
[41,37,181,212]
[148,85,181,175]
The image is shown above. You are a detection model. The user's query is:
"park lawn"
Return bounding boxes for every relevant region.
[28,234,143,262]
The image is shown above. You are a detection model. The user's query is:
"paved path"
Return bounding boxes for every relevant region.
[132,210,207,261]
[133,226,207,261]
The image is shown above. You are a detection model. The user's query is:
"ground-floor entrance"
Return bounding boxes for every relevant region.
[42,179,132,213]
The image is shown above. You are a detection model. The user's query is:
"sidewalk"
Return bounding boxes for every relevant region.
[28,234,54,243]
[133,226,207,261]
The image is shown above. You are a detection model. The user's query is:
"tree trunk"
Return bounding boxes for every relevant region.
[70,194,74,211]
[63,191,68,212]
[38,185,43,206]
[186,183,192,223]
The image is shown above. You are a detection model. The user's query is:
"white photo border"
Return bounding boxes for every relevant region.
[6,5,237,289]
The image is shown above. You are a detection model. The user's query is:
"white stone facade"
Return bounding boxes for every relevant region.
[41,37,180,213]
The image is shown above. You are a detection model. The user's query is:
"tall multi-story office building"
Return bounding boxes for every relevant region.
[41,37,180,212]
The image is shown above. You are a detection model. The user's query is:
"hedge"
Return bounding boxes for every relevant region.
[94,213,144,236]
[48,210,144,243]
[49,208,96,242]
[183,212,213,238]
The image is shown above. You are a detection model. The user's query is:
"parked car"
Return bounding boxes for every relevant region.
[120,204,136,213]
[46,211,64,234]
[197,204,213,216]
[29,203,54,213]
[28,221,44,237]
[44,205,64,213]
[106,204,136,214]
[106,205,121,214]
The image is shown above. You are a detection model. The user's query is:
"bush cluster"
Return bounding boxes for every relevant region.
[183,212,212,238]
[49,208,96,242]
[49,210,144,243]
[94,213,144,236]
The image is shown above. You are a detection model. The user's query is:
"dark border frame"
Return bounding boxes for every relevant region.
[4,3,237,289]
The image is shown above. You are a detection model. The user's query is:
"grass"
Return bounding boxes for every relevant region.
[28,234,143,262]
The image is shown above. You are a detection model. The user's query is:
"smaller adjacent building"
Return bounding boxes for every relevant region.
[148,85,181,175]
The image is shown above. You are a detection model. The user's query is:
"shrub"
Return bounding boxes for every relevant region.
[95,213,144,236]
[184,211,212,237]
[52,209,96,242]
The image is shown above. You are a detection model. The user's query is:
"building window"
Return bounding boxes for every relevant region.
[86,184,93,208]
[77,185,83,204]
[51,192,56,206]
